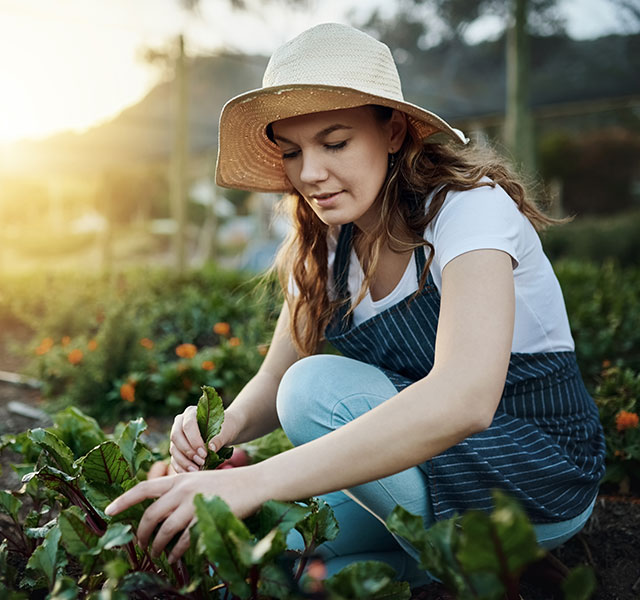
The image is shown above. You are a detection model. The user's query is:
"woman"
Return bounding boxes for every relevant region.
[106,22,605,584]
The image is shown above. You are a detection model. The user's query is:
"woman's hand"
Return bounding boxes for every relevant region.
[105,466,265,563]
[169,407,241,473]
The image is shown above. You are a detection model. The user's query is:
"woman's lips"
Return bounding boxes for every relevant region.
[312,191,343,207]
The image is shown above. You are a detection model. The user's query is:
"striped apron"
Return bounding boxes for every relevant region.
[325,223,606,523]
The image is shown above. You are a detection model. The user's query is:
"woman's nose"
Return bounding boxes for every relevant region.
[299,151,328,184]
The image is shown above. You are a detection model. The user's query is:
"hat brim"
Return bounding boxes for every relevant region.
[215,84,468,193]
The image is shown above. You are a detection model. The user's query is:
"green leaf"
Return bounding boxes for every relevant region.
[89,523,134,555]
[22,465,79,494]
[247,500,311,539]
[58,506,99,557]
[53,407,107,459]
[196,386,230,469]
[28,429,76,475]
[26,518,57,539]
[116,418,152,474]
[563,565,597,600]
[259,563,295,599]
[457,491,545,577]
[242,428,294,463]
[193,494,252,597]
[26,524,66,591]
[0,489,22,521]
[295,498,339,550]
[325,561,411,599]
[77,441,133,488]
[197,385,224,444]
[48,575,80,599]
[387,506,467,595]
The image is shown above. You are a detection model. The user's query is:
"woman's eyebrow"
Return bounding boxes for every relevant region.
[273,124,353,145]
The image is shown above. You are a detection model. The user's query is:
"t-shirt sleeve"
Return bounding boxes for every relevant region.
[429,184,523,272]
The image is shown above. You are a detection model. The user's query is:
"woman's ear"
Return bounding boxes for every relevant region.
[388,110,408,153]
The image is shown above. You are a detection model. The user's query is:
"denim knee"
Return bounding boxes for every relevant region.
[276,355,337,447]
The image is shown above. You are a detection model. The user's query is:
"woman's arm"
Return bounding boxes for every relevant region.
[106,248,514,560]
[169,301,301,472]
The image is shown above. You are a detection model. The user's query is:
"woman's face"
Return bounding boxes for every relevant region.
[271,106,406,231]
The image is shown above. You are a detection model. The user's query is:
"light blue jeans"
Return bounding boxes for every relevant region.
[276,355,596,587]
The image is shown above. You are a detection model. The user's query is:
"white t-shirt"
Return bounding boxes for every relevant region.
[327,183,575,354]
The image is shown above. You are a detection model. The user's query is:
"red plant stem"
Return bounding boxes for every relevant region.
[249,565,260,600]
[489,527,520,600]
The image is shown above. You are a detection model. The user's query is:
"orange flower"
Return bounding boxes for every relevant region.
[140,338,154,350]
[602,359,611,369]
[213,322,231,336]
[257,344,268,356]
[616,410,639,432]
[35,337,54,355]
[120,382,136,403]
[229,337,241,347]
[67,349,83,365]
[87,339,98,351]
[175,343,197,359]
[201,360,215,371]
[61,336,71,347]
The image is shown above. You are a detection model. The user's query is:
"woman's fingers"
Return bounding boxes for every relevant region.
[181,406,207,457]
[170,410,205,469]
[167,517,197,563]
[170,444,198,473]
[150,503,195,559]
[105,476,175,518]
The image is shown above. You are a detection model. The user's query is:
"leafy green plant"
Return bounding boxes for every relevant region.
[386,491,595,600]
[0,387,412,599]
[594,366,640,491]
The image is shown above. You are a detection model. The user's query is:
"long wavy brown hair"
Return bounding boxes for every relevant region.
[273,105,565,357]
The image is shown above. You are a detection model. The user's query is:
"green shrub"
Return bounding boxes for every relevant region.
[541,211,640,267]
[555,260,640,389]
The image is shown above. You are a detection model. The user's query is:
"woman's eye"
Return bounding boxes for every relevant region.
[282,150,300,160]
[325,141,347,152]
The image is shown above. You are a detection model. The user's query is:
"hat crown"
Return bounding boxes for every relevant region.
[263,23,404,101]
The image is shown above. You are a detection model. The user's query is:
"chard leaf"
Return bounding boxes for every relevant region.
[53,407,107,459]
[235,528,287,566]
[116,418,152,474]
[26,518,57,539]
[89,523,134,555]
[28,429,76,475]
[193,494,252,597]
[0,490,21,521]
[242,428,293,463]
[48,574,80,599]
[77,441,133,488]
[22,465,79,492]
[197,386,224,444]
[118,571,178,595]
[58,506,99,557]
[325,561,411,599]
[563,565,597,600]
[196,386,231,469]
[26,524,66,591]
[457,491,545,577]
[386,506,466,595]
[247,500,311,539]
[295,498,339,550]
[259,563,294,599]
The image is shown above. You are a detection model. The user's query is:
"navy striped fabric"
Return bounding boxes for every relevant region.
[325,223,606,522]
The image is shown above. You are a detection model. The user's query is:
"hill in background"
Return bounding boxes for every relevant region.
[8,33,639,175]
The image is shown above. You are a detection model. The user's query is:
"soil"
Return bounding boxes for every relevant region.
[0,336,638,600]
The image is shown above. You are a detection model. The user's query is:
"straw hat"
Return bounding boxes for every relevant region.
[215,22,468,193]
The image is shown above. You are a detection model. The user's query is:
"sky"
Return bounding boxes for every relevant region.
[0,0,635,144]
